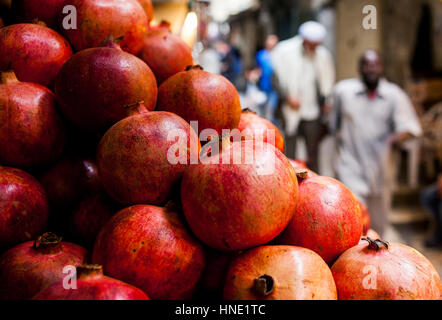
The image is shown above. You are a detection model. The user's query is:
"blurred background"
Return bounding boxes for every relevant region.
[150,0,442,272]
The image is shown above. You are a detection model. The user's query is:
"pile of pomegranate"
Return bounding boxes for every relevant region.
[0,0,440,301]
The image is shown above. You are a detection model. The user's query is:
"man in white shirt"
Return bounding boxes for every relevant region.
[271,21,335,172]
[329,50,422,237]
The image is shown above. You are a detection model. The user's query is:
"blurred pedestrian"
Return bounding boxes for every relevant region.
[328,50,423,237]
[237,67,267,114]
[215,40,243,87]
[256,34,279,124]
[271,21,335,172]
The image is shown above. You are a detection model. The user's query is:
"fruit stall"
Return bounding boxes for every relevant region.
[0,0,441,305]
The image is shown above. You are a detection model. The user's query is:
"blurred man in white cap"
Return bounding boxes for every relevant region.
[271,21,335,172]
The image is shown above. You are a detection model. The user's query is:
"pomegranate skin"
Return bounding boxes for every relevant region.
[158,66,242,134]
[60,0,148,55]
[237,110,285,153]
[277,176,363,265]
[360,202,371,235]
[139,28,193,84]
[0,233,88,300]
[97,112,200,206]
[0,23,72,88]
[33,265,149,300]
[39,156,102,209]
[70,193,120,246]
[55,45,157,131]
[331,239,442,300]
[12,0,65,29]
[137,0,154,23]
[92,204,206,300]
[181,141,298,251]
[0,167,49,248]
[223,245,337,300]
[0,73,66,168]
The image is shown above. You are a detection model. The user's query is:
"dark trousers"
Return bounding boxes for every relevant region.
[285,119,322,173]
[421,184,442,241]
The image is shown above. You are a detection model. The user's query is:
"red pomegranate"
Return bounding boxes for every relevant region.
[360,202,371,235]
[137,0,154,23]
[0,23,72,88]
[0,232,88,300]
[363,229,380,239]
[33,264,149,300]
[331,237,442,300]
[201,250,238,294]
[12,0,65,29]
[289,158,307,169]
[158,65,242,134]
[149,20,172,32]
[277,175,363,265]
[289,159,318,181]
[55,42,157,132]
[0,166,49,248]
[92,204,206,300]
[236,109,284,153]
[60,0,148,55]
[39,156,102,209]
[223,245,337,300]
[97,112,200,206]
[55,40,156,131]
[181,140,298,251]
[0,71,66,168]
[138,28,193,84]
[70,193,120,246]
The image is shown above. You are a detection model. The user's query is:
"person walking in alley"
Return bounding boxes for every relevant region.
[328,50,422,237]
[271,21,335,172]
[256,34,279,124]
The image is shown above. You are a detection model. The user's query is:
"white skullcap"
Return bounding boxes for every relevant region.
[299,21,326,43]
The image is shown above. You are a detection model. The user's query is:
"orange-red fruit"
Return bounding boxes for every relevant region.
[331,238,442,300]
[0,167,49,248]
[34,264,149,300]
[360,202,371,234]
[363,228,380,239]
[0,233,88,300]
[92,204,206,300]
[181,140,298,251]
[277,176,363,265]
[0,23,72,88]
[223,245,337,300]
[55,43,157,132]
[137,0,154,23]
[60,0,148,55]
[139,28,193,84]
[158,66,242,134]
[12,0,65,29]
[97,112,200,206]
[0,72,66,168]
[236,109,285,153]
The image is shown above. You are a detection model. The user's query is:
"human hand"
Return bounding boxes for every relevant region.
[287,96,301,111]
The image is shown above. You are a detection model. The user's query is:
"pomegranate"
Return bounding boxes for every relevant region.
[33,264,149,300]
[137,0,154,23]
[0,23,72,87]
[138,28,193,84]
[92,204,206,300]
[236,109,284,153]
[12,0,65,29]
[0,71,66,168]
[55,41,157,132]
[360,202,371,235]
[97,112,200,205]
[149,20,172,32]
[331,237,442,300]
[60,0,148,55]
[289,159,318,180]
[277,175,363,265]
[70,193,120,246]
[201,250,237,294]
[158,65,242,134]
[223,245,337,300]
[0,166,49,248]
[289,158,307,169]
[39,156,102,209]
[181,139,298,251]
[363,229,380,239]
[0,232,88,300]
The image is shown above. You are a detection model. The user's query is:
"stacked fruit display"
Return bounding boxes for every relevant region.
[0,0,441,301]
